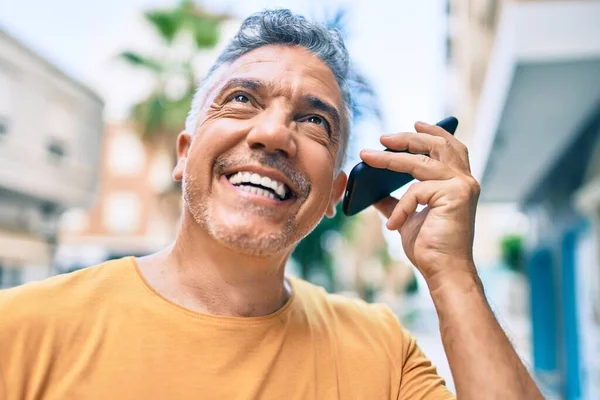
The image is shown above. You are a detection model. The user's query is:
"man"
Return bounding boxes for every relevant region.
[0,9,542,400]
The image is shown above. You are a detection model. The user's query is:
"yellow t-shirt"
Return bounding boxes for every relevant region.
[0,257,453,400]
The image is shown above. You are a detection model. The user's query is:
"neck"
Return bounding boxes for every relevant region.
[140,212,293,318]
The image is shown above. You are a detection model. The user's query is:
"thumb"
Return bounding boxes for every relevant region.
[373,196,398,219]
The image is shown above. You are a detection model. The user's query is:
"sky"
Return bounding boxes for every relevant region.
[0,0,447,162]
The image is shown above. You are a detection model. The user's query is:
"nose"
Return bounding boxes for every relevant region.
[245,108,297,158]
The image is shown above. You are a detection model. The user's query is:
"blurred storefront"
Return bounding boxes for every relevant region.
[468,1,600,399]
[56,123,178,271]
[0,29,104,287]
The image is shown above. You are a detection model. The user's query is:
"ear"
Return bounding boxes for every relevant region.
[172,131,192,182]
[325,171,347,218]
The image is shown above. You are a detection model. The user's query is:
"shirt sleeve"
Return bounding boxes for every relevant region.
[398,330,455,400]
[374,304,455,400]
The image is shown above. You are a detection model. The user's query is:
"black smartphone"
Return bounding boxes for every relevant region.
[342,116,459,216]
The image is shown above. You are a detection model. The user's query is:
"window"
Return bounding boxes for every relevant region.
[0,116,8,138]
[0,68,13,136]
[47,137,67,163]
[108,130,146,176]
[46,103,74,162]
[103,191,141,234]
[148,151,174,192]
[0,265,23,289]
[60,208,90,233]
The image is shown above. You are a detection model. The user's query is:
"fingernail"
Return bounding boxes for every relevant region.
[416,121,430,126]
[361,149,378,153]
[381,134,394,138]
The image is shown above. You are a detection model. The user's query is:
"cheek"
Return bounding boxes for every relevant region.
[300,141,336,205]
[196,118,249,152]
[186,118,251,174]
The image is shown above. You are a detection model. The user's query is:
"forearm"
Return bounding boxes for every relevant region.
[427,266,542,399]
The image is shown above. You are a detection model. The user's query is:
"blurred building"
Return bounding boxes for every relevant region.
[56,123,177,270]
[454,0,600,398]
[445,0,533,385]
[0,29,104,288]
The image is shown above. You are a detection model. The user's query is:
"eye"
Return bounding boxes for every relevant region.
[232,94,250,104]
[302,115,331,135]
[307,116,324,126]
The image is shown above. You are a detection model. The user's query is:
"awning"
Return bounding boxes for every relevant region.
[470,1,600,202]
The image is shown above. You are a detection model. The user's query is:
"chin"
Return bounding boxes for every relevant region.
[208,223,294,256]
[192,206,296,256]
[184,187,321,257]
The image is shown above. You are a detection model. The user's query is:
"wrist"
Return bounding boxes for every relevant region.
[424,261,484,298]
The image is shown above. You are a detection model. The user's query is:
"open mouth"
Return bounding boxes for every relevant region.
[225,171,294,201]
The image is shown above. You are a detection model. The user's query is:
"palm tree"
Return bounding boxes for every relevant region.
[120,0,228,143]
[118,1,229,237]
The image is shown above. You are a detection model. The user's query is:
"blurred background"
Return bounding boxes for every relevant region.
[1,0,599,398]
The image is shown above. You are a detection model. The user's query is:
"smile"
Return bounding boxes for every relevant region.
[226,171,293,201]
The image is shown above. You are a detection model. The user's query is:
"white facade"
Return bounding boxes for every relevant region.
[0,29,104,282]
[469,2,600,398]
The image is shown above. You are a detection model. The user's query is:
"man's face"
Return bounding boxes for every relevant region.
[174,45,347,256]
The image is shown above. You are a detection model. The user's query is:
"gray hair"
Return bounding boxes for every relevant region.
[185,9,355,166]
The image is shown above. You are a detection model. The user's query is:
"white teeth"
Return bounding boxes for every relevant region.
[250,173,261,184]
[275,183,285,198]
[227,170,290,200]
[236,185,275,200]
[260,176,272,188]
[230,173,241,185]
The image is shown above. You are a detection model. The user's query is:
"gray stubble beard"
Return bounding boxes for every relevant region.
[182,172,300,257]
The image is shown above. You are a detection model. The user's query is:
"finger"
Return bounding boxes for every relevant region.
[380,132,439,154]
[386,181,441,231]
[360,150,455,181]
[373,196,398,219]
[380,132,466,171]
[414,121,455,139]
[415,121,471,169]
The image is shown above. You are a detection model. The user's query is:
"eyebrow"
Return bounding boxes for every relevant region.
[303,95,341,136]
[216,78,264,97]
[216,77,342,135]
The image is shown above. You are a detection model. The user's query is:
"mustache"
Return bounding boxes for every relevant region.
[214,152,311,197]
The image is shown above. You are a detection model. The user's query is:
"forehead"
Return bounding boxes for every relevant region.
[218,45,343,105]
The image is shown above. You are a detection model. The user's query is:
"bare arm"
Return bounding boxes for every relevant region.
[360,121,543,399]
[428,269,542,399]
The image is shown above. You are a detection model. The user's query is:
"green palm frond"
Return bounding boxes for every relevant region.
[119,51,163,73]
[123,2,229,141]
[132,94,165,139]
[191,18,220,48]
[145,10,180,44]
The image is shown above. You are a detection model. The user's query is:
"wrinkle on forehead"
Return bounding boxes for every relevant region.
[217,45,343,107]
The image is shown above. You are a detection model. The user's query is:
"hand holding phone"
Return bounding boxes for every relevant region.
[342,117,459,216]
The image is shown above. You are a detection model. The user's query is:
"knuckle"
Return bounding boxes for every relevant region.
[470,178,481,196]
[460,143,470,160]
[407,182,420,194]
[462,143,470,156]
[433,136,445,148]
[420,154,431,164]
[455,176,480,197]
